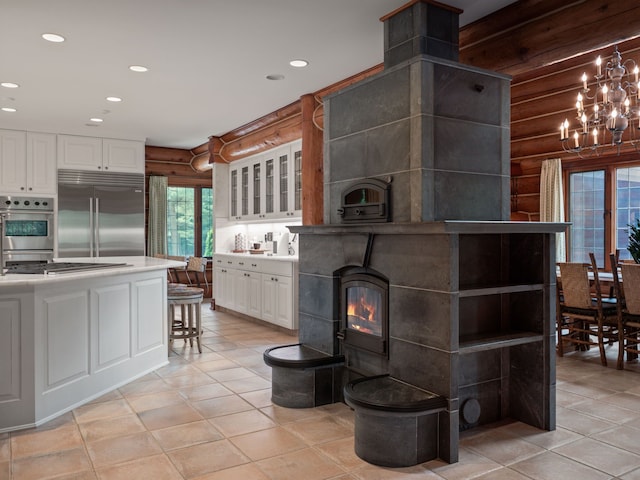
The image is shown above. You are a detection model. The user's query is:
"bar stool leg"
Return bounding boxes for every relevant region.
[196,302,202,353]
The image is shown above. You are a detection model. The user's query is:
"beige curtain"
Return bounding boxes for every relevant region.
[147,176,168,256]
[540,158,566,262]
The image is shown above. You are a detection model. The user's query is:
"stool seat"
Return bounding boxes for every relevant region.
[168,285,204,353]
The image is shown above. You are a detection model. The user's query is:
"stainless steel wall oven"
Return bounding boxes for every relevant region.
[0,195,54,264]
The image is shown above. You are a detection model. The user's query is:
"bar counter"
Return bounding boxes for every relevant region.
[0,256,184,432]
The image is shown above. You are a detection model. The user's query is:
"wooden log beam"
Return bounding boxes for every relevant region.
[460,0,640,76]
[301,94,323,225]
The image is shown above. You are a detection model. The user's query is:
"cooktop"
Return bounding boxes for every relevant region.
[6,262,128,275]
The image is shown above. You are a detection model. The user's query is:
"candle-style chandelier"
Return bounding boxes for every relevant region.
[560,47,640,157]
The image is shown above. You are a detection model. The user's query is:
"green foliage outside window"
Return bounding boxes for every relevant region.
[167,186,213,257]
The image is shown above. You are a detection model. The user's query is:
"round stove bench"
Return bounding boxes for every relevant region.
[344,374,447,467]
[263,344,345,408]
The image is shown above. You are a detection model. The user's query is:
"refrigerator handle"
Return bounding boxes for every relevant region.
[95,197,100,257]
[89,197,94,258]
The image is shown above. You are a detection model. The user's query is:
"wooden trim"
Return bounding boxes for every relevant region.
[301,94,323,225]
[380,0,462,22]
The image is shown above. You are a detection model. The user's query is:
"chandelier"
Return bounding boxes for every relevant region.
[560,47,640,157]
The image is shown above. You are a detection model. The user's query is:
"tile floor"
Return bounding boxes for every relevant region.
[2,306,640,479]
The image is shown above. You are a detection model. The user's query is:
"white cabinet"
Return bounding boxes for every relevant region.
[57,135,102,170]
[27,133,57,194]
[103,138,145,173]
[213,254,298,329]
[228,140,302,221]
[233,269,262,318]
[58,135,144,173]
[262,273,293,328]
[0,130,56,195]
[0,292,34,429]
[214,266,233,309]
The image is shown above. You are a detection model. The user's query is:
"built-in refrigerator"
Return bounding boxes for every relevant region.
[57,170,145,258]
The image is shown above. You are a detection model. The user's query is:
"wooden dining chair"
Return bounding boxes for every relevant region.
[609,252,640,369]
[557,253,619,366]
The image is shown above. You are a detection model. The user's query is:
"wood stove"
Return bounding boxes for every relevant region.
[339,269,388,356]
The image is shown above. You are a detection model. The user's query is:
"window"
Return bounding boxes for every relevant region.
[167,186,213,257]
[568,170,605,265]
[566,158,640,265]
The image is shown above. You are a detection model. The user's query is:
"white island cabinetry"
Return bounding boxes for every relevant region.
[214,254,298,330]
[0,257,183,432]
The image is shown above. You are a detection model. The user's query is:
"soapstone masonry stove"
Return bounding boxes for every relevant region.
[265,0,565,466]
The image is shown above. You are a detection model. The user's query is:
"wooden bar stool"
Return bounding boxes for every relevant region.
[167,284,204,353]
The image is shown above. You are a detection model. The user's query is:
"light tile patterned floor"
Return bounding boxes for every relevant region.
[2,306,640,479]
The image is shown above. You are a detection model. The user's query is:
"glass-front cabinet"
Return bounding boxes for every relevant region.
[228,140,301,221]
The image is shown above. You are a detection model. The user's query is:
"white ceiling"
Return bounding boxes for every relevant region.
[0,0,516,150]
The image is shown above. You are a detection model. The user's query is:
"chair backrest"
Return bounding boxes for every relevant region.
[621,262,640,314]
[187,257,207,273]
[558,262,593,308]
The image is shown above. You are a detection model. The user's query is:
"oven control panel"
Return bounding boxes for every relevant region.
[0,196,54,212]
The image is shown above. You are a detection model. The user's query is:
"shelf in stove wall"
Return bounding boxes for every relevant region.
[459,331,543,354]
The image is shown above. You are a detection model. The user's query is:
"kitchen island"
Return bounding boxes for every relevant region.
[0,256,185,432]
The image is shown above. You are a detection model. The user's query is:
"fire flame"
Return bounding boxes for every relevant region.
[347,287,382,336]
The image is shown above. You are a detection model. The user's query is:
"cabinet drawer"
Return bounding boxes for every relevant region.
[262,259,293,277]
[235,258,263,272]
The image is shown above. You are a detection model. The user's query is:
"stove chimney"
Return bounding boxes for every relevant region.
[381,0,462,68]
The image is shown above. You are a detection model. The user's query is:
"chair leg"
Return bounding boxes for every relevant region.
[597,319,607,367]
[618,322,625,370]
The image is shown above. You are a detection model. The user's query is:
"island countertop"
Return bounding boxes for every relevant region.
[0,256,185,286]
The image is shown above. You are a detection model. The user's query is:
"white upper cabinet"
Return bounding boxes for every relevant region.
[57,135,102,171]
[58,135,144,173]
[0,129,56,195]
[102,138,145,173]
[26,133,57,194]
[228,140,302,221]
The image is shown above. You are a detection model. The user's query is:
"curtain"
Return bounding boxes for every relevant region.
[540,158,566,262]
[147,175,168,257]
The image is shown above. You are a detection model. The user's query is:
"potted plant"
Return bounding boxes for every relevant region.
[628,218,640,263]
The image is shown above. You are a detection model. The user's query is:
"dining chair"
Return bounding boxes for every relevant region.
[557,253,619,366]
[609,253,640,369]
[185,257,209,293]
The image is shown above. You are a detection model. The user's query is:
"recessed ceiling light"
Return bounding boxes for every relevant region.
[1,107,17,113]
[106,96,122,102]
[89,117,103,123]
[42,33,65,43]
[1,82,19,89]
[129,65,148,73]
[266,74,285,81]
[289,59,309,68]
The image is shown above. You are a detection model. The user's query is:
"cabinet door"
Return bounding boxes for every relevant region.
[0,129,27,194]
[262,273,293,328]
[263,156,275,216]
[0,294,36,429]
[230,168,239,219]
[292,142,302,214]
[240,165,250,217]
[57,135,102,171]
[102,139,144,173]
[246,271,262,318]
[214,267,232,308]
[273,275,293,328]
[26,132,57,194]
[233,269,248,314]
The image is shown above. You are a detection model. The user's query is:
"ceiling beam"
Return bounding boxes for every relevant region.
[459,0,640,76]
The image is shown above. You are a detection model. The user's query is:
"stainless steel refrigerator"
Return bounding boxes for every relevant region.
[57,170,145,258]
